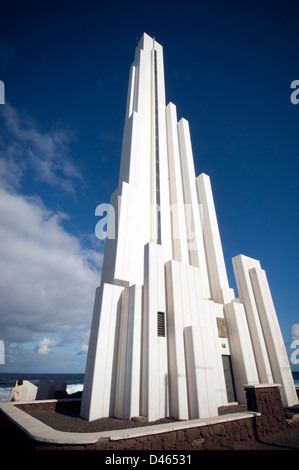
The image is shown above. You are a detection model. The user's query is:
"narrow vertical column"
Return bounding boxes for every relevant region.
[184,326,219,418]
[152,44,172,259]
[201,299,229,407]
[177,119,210,298]
[249,267,298,407]
[196,173,235,304]
[80,283,124,421]
[153,49,161,245]
[165,103,189,264]
[114,284,143,418]
[232,255,273,384]
[141,243,169,421]
[224,301,259,403]
[150,48,157,244]
[165,260,189,419]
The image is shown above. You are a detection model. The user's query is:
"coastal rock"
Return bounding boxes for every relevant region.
[36,379,55,400]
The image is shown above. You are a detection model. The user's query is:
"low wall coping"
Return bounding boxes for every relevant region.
[243,383,282,389]
[0,401,261,446]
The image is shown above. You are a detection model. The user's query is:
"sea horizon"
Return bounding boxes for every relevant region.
[0,372,85,403]
[0,370,298,404]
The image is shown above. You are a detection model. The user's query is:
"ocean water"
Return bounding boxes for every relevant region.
[0,371,298,404]
[0,372,84,403]
[293,371,299,388]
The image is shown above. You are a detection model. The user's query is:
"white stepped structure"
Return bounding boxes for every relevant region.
[80,33,297,422]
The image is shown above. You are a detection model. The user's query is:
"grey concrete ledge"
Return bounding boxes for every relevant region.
[243,383,282,389]
[0,401,261,445]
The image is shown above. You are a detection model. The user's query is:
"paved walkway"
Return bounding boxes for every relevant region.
[232,425,299,450]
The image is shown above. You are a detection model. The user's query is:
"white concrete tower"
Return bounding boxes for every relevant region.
[80,33,297,421]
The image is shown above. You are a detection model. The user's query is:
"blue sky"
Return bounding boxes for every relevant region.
[0,0,298,373]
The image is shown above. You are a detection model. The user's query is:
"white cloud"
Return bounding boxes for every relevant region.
[0,141,25,189]
[0,187,102,362]
[0,104,104,371]
[34,338,57,355]
[75,331,90,356]
[291,324,299,341]
[0,104,81,192]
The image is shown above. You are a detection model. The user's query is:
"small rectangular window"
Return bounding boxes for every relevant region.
[157,312,165,337]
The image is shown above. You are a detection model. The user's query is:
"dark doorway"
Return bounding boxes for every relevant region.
[222,355,237,403]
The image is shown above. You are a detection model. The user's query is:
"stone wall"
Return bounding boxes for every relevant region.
[0,410,256,451]
[244,385,288,439]
[0,384,298,450]
[91,417,255,451]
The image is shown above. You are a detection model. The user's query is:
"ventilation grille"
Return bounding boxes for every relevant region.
[157,312,165,337]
